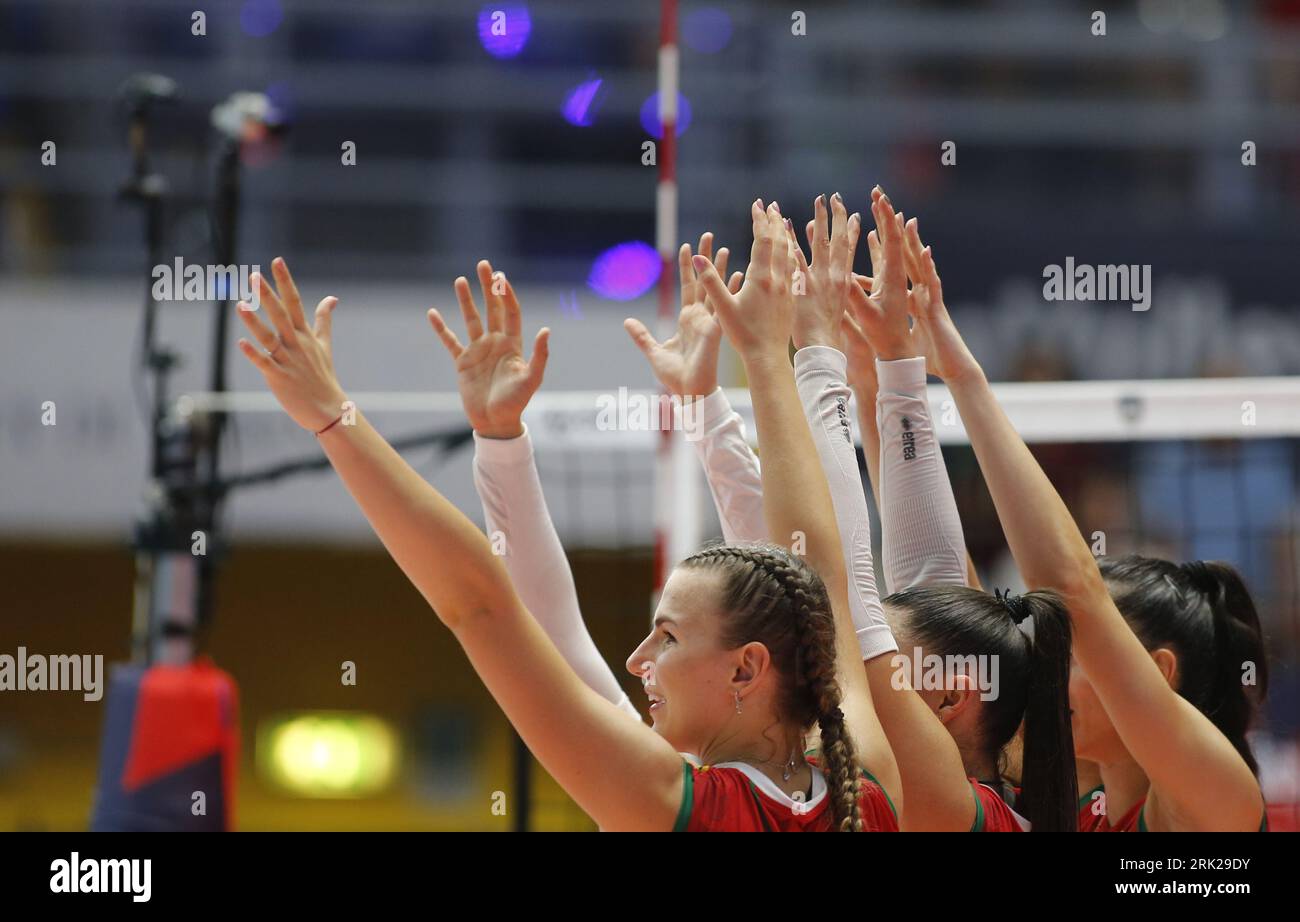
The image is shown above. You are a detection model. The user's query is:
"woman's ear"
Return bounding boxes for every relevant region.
[732,641,772,688]
[1150,647,1178,689]
[935,672,978,726]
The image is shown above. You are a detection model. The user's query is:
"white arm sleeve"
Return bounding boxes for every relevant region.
[473,426,641,721]
[683,387,768,544]
[793,346,898,662]
[875,357,970,592]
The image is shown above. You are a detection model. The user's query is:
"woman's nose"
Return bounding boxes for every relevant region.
[625,640,651,677]
[626,645,655,681]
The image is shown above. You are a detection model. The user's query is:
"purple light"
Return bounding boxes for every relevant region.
[639,92,692,140]
[683,8,733,54]
[478,5,531,59]
[561,77,604,127]
[265,81,294,123]
[239,0,283,38]
[559,290,582,319]
[588,242,662,301]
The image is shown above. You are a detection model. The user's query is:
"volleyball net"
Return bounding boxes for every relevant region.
[179,374,1300,828]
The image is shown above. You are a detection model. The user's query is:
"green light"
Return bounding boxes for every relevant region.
[258,713,398,797]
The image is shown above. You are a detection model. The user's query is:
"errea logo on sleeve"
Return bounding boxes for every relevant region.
[50,853,151,903]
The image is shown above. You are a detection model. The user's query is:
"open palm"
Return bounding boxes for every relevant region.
[844,189,917,363]
[693,201,797,362]
[624,232,741,399]
[790,192,860,350]
[847,196,979,386]
[428,260,549,439]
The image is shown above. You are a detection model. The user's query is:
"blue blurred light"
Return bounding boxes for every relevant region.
[559,290,583,319]
[240,0,283,38]
[639,92,692,140]
[561,77,604,127]
[588,243,662,301]
[265,81,294,124]
[682,8,733,53]
[478,5,531,59]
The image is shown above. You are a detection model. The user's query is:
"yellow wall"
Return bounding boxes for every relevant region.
[0,540,653,831]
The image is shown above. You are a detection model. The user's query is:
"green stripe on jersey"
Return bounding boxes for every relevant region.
[969,784,986,832]
[672,761,694,832]
[1079,784,1104,811]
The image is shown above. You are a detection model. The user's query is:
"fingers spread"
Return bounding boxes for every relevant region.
[428,307,465,359]
[526,327,550,388]
[236,298,281,352]
[271,257,311,332]
[313,296,338,347]
[678,243,697,308]
[714,245,729,280]
[237,337,277,375]
[253,272,298,345]
[623,317,661,358]
[455,276,484,341]
[499,272,522,338]
[476,260,506,334]
[727,271,744,295]
[693,253,736,317]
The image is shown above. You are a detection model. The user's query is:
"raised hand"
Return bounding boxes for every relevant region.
[428,260,549,440]
[898,214,982,386]
[693,200,795,366]
[623,232,741,399]
[789,192,861,350]
[845,188,917,363]
[235,257,349,432]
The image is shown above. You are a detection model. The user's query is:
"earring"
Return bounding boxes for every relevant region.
[733,691,743,714]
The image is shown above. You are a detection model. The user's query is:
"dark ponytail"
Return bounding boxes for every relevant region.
[1100,556,1267,775]
[1013,593,1079,833]
[884,585,1079,831]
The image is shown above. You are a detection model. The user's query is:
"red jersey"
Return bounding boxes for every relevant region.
[674,760,898,832]
[969,779,1030,832]
[1077,784,1137,831]
[1078,786,1269,832]
[1078,792,1144,832]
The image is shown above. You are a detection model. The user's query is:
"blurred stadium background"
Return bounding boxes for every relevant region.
[1,0,1298,830]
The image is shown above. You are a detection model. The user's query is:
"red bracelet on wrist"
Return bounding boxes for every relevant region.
[315,413,345,436]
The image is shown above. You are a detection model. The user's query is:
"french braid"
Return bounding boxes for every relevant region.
[681,543,863,831]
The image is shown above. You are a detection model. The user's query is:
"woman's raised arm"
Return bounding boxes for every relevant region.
[694,201,900,803]
[235,259,685,830]
[903,227,1264,831]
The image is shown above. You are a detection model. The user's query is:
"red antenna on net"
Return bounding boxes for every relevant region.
[651,0,702,610]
